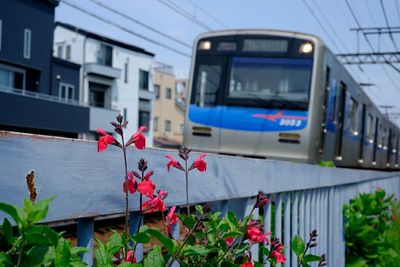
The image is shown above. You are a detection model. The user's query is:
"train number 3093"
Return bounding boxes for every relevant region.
[279,119,302,127]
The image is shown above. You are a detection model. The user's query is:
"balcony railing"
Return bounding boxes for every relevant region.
[0,85,80,106]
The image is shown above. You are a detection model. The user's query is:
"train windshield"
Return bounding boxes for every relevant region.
[227,57,312,110]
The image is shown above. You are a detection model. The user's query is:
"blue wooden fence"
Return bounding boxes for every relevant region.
[0,131,400,266]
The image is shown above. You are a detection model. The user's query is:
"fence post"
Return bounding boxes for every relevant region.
[77,218,94,265]
[129,211,143,261]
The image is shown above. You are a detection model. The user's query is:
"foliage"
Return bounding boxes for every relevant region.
[318,161,335,168]
[0,196,87,266]
[344,189,400,267]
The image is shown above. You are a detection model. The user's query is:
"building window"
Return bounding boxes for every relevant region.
[139,110,150,132]
[97,43,113,66]
[139,70,149,90]
[166,87,172,99]
[165,120,171,132]
[124,61,129,83]
[154,84,160,99]
[0,65,25,89]
[154,117,158,131]
[0,20,2,51]
[59,83,74,101]
[57,45,63,58]
[89,82,108,108]
[23,29,31,59]
[66,45,71,60]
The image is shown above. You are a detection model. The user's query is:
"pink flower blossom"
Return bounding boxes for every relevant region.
[246,221,270,244]
[96,129,116,152]
[138,180,155,197]
[123,176,137,194]
[132,126,146,150]
[225,237,234,246]
[191,153,206,172]
[166,205,179,235]
[271,241,286,263]
[142,190,168,213]
[124,250,136,263]
[166,154,182,172]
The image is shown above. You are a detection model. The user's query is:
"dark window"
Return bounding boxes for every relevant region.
[139,70,149,90]
[154,84,160,99]
[138,110,150,132]
[66,45,71,60]
[154,117,158,131]
[124,61,128,83]
[97,44,113,66]
[193,64,221,107]
[166,88,172,99]
[59,83,75,101]
[165,120,171,132]
[57,45,63,58]
[89,82,108,108]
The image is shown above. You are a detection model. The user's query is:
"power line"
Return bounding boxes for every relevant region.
[88,0,191,49]
[184,0,228,28]
[301,0,342,52]
[379,0,400,55]
[156,0,212,31]
[344,0,400,94]
[60,0,191,58]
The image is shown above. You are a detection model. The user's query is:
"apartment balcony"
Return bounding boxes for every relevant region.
[84,63,121,79]
[0,86,89,134]
[89,106,119,132]
[139,89,155,100]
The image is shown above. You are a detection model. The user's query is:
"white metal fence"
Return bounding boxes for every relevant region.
[0,131,399,266]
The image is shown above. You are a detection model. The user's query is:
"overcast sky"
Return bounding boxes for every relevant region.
[56,0,400,124]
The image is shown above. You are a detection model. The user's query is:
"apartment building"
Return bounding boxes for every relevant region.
[153,63,186,148]
[54,22,155,145]
[0,0,89,138]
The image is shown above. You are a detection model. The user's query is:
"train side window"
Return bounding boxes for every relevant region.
[193,65,221,107]
[382,127,387,149]
[348,97,359,134]
[367,113,374,141]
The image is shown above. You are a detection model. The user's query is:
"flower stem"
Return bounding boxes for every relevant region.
[185,160,189,215]
[121,132,129,258]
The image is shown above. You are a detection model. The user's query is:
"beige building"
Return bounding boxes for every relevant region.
[153,63,186,147]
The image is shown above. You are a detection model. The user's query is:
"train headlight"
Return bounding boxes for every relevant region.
[299,42,313,54]
[198,40,211,50]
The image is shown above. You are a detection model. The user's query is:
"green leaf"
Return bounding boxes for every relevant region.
[2,218,16,245]
[227,212,238,229]
[26,246,54,266]
[25,196,55,224]
[195,205,203,216]
[145,229,175,253]
[55,237,71,266]
[118,263,142,267]
[70,262,88,267]
[71,246,90,255]
[131,232,151,244]
[143,246,165,267]
[182,245,208,256]
[303,254,321,263]
[291,235,305,257]
[301,263,311,267]
[222,231,242,239]
[0,252,12,265]
[0,202,22,226]
[106,231,123,254]
[95,247,113,265]
[25,225,59,246]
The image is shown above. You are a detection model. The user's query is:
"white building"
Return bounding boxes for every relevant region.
[53,22,155,146]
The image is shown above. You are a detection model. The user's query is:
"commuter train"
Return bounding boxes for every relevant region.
[183,29,400,170]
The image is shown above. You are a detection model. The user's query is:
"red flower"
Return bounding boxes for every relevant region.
[191,153,206,172]
[271,241,286,263]
[241,257,254,267]
[166,155,183,172]
[225,237,234,246]
[393,214,399,221]
[123,174,137,194]
[166,205,179,235]
[138,180,155,197]
[97,129,116,152]
[126,126,146,150]
[246,221,270,244]
[142,190,168,213]
[124,250,136,263]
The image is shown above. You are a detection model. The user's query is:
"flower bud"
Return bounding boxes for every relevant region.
[202,203,212,213]
[116,114,123,123]
[138,159,148,172]
[255,191,269,208]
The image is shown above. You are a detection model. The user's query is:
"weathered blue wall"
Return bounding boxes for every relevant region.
[0,0,57,94]
[0,92,89,134]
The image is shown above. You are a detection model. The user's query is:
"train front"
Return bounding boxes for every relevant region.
[184,30,319,162]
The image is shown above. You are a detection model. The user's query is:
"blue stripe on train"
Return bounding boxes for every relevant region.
[188,105,308,132]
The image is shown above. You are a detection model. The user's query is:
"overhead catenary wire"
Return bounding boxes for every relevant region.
[156,0,213,31]
[379,0,400,56]
[344,0,400,94]
[60,0,191,58]
[88,0,191,49]
[184,0,229,29]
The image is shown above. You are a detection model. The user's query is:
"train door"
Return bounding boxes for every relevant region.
[319,67,330,159]
[396,134,400,167]
[386,128,392,167]
[358,104,366,163]
[334,81,347,161]
[372,117,379,166]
